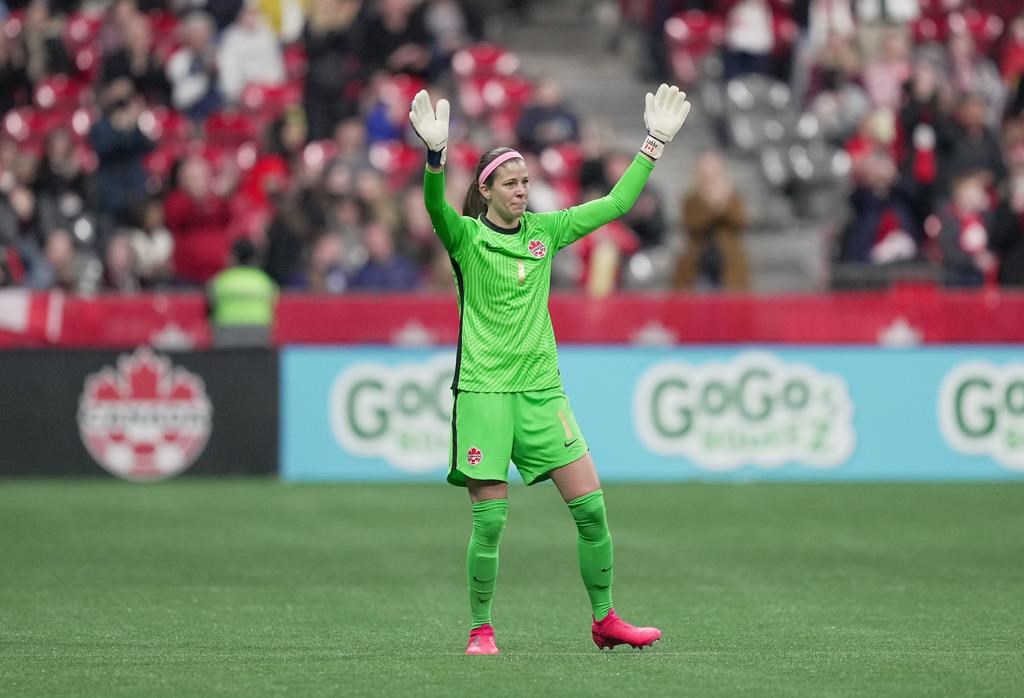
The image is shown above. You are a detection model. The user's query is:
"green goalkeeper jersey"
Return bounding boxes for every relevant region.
[424,153,654,392]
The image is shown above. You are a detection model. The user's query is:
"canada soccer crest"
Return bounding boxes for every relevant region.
[528,240,547,258]
[78,347,212,482]
[467,446,483,466]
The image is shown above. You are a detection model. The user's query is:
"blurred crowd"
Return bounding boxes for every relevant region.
[0,0,674,296]
[1,0,1023,295]
[624,0,1024,288]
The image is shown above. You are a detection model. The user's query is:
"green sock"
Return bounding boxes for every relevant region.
[568,489,614,621]
[467,499,508,629]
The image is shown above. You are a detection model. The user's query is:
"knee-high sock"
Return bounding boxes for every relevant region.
[568,489,614,621]
[467,499,508,628]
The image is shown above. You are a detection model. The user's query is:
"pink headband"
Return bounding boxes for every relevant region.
[479,150,524,185]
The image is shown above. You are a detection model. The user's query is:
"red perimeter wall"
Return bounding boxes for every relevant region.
[1,288,1023,349]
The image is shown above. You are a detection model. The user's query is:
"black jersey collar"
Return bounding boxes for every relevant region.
[479,213,521,235]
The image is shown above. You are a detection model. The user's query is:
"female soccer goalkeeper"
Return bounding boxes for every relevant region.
[410,84,691,655]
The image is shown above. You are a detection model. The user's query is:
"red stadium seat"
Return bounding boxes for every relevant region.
[63,11,103,50]
[664,11,724,85]
[149,10,180,63]
[2,108,67,150]
[947,9,1004,54]
[240,82,302,124]
[539,142,584,182]
[481,75,533,113]
[204,111,262,148]
[139,107,191,145]
[451,43,520,79]
[283,43,308,81]
[72,43,101,81]
[70,106,97,143]
[301,139,339,173]
[33,75,90,112]
[911,16,946,44]
[143,141,186,183]
[448,142,481,172]
[368,141,422,189]
[379,74,427,110]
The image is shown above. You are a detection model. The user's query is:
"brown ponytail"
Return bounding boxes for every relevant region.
[462,146,521,218]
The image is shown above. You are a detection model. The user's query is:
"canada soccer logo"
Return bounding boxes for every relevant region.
[467,446,483,466]
[78,347,212,482]
[528,240,547,258]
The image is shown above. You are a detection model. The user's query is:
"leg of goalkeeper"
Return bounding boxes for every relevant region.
[465,478,507,655]
[551,455,662,649]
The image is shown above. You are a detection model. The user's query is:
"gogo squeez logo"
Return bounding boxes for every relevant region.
[329,354,454,472]
[633,352,855,471]
[939,362,1024,470]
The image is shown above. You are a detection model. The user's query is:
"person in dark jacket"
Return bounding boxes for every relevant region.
[88,78,155,235]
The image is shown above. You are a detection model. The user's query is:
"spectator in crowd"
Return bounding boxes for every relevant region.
[846,106,901,185]
[0,29,29,116]
[173,0,245,32]
[423,0,483,76]
[854,0,919,58]
[838,150,918,265]
[568,185,640,297]
[101,11,172,106]
[349,220,419,291]
[599,149,666,248]
[122,197,174,287]
[946,30,1006,127]
[26,227,100,292]
[99,0,141,56]
[89,78,155,233]
[302,0,365,140]
[361,0,431,79]
[1004,15,1024,120]
[398,184,439,269]
[862,29,911,110]
[805,37,870,146]
[790,0,857,106]
[332,116,373,170]
[721,0,778,82]
[34,127,91,207]
[218,2,286,104]
[166,11,222,122]
[672,151,750,290]
[302,231,348,293]
[515,77,580,154]
[990,166,1024,286]
[33,127,93,239]
[936,90,1007,195]
[102,232,141,293]
[163,154,236,285]
[937,169,997,287]
[0,181,38,252]
[22,0,71,83]
[208,237,278,346]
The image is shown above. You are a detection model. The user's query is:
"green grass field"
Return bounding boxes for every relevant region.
[2,480,1023,697]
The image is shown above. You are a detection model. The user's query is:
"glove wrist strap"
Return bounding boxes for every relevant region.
[426,147,447,167]
[640,134,665,160]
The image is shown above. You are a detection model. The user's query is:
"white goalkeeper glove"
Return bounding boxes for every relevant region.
[641,83,691,161]
[409,89,450,167]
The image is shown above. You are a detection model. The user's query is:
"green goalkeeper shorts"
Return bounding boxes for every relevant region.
[447,387,589,487]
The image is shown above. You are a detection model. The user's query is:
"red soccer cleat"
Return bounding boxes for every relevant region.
[591,608,662,650]
[465,623,500,655]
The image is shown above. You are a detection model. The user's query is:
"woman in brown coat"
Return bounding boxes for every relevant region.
[672,151,751,290]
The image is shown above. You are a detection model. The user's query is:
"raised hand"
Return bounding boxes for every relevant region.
[640,84,691,161]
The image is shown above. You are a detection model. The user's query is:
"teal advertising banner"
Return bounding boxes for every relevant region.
[280,346,1024,482]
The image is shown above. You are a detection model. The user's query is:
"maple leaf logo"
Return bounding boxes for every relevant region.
[467,446,482,466]
[528,240,547,258]
[78,347,212,482]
